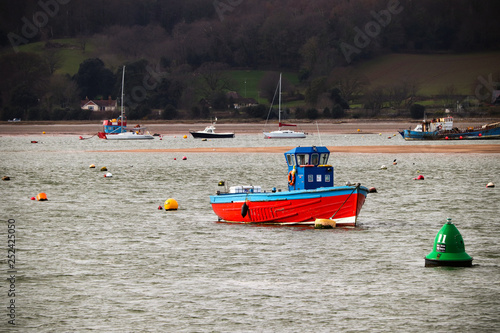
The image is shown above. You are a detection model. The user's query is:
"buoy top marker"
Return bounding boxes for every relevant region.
[425,218,472,267]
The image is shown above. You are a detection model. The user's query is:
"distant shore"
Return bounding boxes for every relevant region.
[2,120,499,154]
[0,119,497,136]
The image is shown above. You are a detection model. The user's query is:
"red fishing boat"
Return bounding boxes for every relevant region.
[210,146,369,227]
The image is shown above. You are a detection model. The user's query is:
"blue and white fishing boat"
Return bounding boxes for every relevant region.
[400,116,500,140]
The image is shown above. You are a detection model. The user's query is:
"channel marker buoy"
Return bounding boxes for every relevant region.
[424,218,472,267]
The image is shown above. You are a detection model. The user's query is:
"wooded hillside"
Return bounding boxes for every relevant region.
[1,0,500,121]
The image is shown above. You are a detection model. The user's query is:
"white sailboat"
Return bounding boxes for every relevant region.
[263,73,306,139]
[98,66,154,140]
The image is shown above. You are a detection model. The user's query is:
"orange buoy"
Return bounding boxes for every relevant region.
[36,193,48,201]
[164,198,179,210]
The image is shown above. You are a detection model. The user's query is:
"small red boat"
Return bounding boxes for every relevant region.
[210,146,369,227]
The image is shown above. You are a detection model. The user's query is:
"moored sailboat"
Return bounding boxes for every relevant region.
[263,73,306,139]
[97,66,154,140]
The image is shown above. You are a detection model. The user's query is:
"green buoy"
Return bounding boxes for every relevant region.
[425,218,473,267]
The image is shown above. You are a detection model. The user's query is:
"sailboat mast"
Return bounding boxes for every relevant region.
[278,73,282,126]
[121,65,125,131]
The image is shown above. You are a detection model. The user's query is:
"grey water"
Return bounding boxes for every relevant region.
[1,134,499,332]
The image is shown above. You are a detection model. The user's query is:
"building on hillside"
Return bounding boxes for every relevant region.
[81,96,118,111]
[226,91,258,109]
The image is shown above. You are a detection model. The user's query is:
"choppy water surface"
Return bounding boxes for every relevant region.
[1,134,499,332]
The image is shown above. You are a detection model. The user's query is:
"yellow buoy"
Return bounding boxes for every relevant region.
[36,193,48,201]
[357,129,361,132]
[164,198,179,211]
[314,218,336,229]
[42,131,46,134]
[100,166,107,171]
[183,135,187,139]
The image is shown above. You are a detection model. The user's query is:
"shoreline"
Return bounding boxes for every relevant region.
[92,145,500,154]
[2,121,499,154]
[1,119,497,136]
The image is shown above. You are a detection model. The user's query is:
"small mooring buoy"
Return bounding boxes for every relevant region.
[413,175,424,180]
[164,198,179,211]
[100,166,107,171]
[36,193,48,201]
[182,156,187,160]
[380,165,387,170]
[104,172,113,178]
[2,176,10,181]
[89,164,96,169]
[486,182,495,188]
[368,187,377,193]
[424,218,472,267]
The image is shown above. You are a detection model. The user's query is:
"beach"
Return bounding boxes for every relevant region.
[1,120,499,153]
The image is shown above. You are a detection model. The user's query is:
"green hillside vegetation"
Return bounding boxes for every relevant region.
[13,39,500,100]
[228,70,300,103]
[16,38,95,76]
[353,52,500,96]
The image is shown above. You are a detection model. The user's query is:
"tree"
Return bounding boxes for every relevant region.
[0,52,49,119]
[410,104,425,119]
[363,86,386,117]
[387,80,420,110]
[162,104,178,120]
[42,48,63,75]
[258,72,292,103]
[73,58,115,99]
[304,76,327,105]
[330,68,368,104]
[440,84,459,108]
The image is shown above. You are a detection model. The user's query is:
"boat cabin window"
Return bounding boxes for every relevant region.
[297,154,307,165]
[286,154,295,166]
[311,153,319,165]
[319,153,329,165]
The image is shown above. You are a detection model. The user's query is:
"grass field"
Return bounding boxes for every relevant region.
[352,52,500,96]
[15,38,95,76]
[227,70,300,103]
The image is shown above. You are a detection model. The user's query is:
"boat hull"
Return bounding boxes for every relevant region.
[190,131,234,138]
[98,132,154,140]
[210,186,368,227]
[401,123,500,140]
[263,130,306,139]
